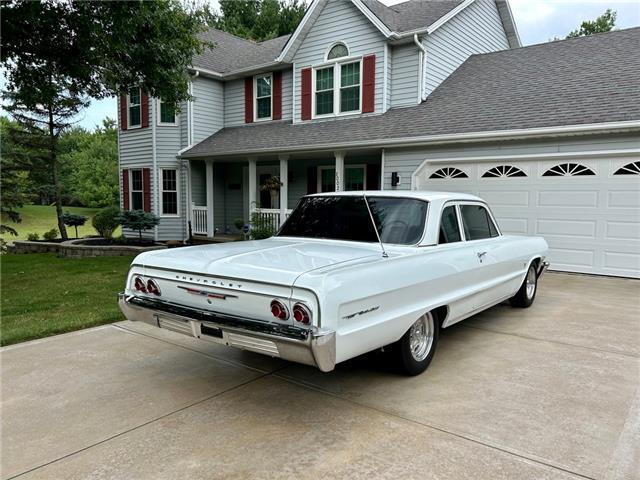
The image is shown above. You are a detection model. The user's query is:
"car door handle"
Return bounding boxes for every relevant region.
[477,251,487,259]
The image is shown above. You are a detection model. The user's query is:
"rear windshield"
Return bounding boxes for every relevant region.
[278,196,428,245]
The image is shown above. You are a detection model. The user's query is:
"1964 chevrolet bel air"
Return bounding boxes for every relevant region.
[119,191,549,375]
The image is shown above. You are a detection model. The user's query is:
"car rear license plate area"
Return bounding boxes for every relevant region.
[201,324,223,338]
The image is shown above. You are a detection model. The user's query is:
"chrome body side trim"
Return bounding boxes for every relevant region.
[118,293,336,372]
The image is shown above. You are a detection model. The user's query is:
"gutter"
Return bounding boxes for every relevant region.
[413,34,427,102]
[178,120,640,159]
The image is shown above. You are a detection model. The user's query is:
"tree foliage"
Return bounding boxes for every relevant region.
[567,9,617,38]
[92,206,121,240]
[213,0,306,41]
[1,0,210,238]
[118,210,160,241]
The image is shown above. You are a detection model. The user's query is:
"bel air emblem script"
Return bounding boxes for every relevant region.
[177,285,237,300]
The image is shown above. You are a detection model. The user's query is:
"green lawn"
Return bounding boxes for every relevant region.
[0,253,133,346]
[1,204,121,243]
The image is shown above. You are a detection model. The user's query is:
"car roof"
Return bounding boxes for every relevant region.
[306,190,483,203]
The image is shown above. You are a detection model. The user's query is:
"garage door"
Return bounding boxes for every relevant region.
[414,158,640,278]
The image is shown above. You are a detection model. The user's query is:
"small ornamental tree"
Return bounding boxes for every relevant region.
[61,212,88,238]
[118,210,160,241]
[92,206,121,239]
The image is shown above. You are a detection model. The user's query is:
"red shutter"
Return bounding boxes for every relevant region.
[362,55,376,113]
[119,96,128,130]
[301,68,312,120]
[307,166,317,194]
[273,71,282,120]
[141,92,150,128]
[143,168,151,213]
[244,78,254,123]
[122,169,130,210]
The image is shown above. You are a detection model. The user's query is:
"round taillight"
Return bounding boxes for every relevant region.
[270,300,289,320]
[147,279,161,296]
[133,276,147,293]
[293,303,311,325]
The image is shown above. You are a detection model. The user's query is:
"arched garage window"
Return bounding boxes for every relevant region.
[542,163,595,177]
[482,165,526,178]
[429,167,468,179]
[613,161,640,175]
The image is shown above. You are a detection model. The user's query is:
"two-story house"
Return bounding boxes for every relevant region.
[118,0,640,278]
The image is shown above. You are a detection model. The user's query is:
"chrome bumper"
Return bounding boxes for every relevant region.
[537,261,550,278]
[118,293,336,372]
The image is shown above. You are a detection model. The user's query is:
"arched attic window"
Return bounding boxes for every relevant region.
[542,163,595,177]
[327,43,349,60]
[429,167,469,179]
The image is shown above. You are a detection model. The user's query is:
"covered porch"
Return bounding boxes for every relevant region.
[186,149,382,238]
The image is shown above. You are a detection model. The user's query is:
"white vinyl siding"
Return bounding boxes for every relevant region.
[390,43,420,108]
[424,0,509,97]
[292,0,385,122]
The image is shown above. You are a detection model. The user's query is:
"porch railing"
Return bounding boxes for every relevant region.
[251,208,292,232]
[191,205,208,235]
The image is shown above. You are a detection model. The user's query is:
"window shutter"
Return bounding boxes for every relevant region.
[143,168,151,213]
[301,68,312,120]
[244,78,254,123]
[119,96,128,130]
[273,71,282,120]
[307,166,317,194]
[122,169,130,210]
[141,92,150,128]
[366,163,380,190]
[362,55,376,113]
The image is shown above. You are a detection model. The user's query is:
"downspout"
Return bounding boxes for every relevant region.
[184,71,198,242]
[151,98,158,242]
[413,34,427,102]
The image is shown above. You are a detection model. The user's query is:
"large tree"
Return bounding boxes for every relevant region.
[1,0,209,239]
[567,9,617,38]
[214,0,306,41]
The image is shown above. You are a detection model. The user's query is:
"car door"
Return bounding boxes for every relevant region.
[458,202,508,309]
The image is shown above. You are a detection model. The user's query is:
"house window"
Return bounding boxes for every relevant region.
[340,62,360,112]
[315,67,334,116]
[542,163,595,177]
[128,88,141,128]
[482,165,527,178]
[160,169,178,216]
[429,167,468,179]
[255,74,272,120]
[613,161,640,175]
[130,169,144,210]
[327,43,349,60]
[158,100,176,124]
[318,165,366,192]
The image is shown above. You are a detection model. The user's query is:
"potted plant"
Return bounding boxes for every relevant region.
[260,176,283,208]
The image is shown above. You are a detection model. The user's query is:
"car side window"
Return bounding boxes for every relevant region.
[460,205,499,240]
[439,205,462,244]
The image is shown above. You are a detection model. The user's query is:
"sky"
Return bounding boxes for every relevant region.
[13,0,640,130]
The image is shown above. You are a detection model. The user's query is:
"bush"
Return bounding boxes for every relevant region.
[118,210,160,241]
[250,212,276,240]
[43,228,58,241]
[27,233,40,241]
[92,206,121,239]
[61,212,88,238]
[233,218,245,231]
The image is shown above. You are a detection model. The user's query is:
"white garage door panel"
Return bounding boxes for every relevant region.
[416,157,640,278]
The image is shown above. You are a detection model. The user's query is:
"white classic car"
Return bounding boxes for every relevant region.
[119,191,548,375]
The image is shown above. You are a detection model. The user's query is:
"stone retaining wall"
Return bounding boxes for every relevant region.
[11,239,166,257]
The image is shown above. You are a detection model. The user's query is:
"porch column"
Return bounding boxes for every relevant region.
[248,157,257,218]
[334,150,345,192]
[205,160,214,237]
[279,154,289,226]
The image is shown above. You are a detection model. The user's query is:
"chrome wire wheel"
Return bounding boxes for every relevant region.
[525,266,537,300]
[409,312,435,362]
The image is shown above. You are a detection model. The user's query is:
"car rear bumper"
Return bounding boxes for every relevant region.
[118,293,336,372]
[537,261,550,278]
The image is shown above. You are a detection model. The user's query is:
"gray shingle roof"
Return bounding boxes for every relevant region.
[184,27,640,158]
[361,0,463,32]
[192,29,290,73]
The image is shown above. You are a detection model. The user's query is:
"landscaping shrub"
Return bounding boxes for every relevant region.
[43,228,58,241]
[250,212,276,240]
[118,210,160,241]
[27,233,40,241]
[92,206,121,239]
[61,212,88,238]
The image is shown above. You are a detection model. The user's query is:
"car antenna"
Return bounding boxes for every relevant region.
[363,193,388,258]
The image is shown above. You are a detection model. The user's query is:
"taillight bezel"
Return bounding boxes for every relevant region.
[133,276,147,293]
[270,299,289,321]
[293,303,312,325]
[146,279,161,296]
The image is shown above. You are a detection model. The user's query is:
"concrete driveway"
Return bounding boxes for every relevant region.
[1,273,638,480]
